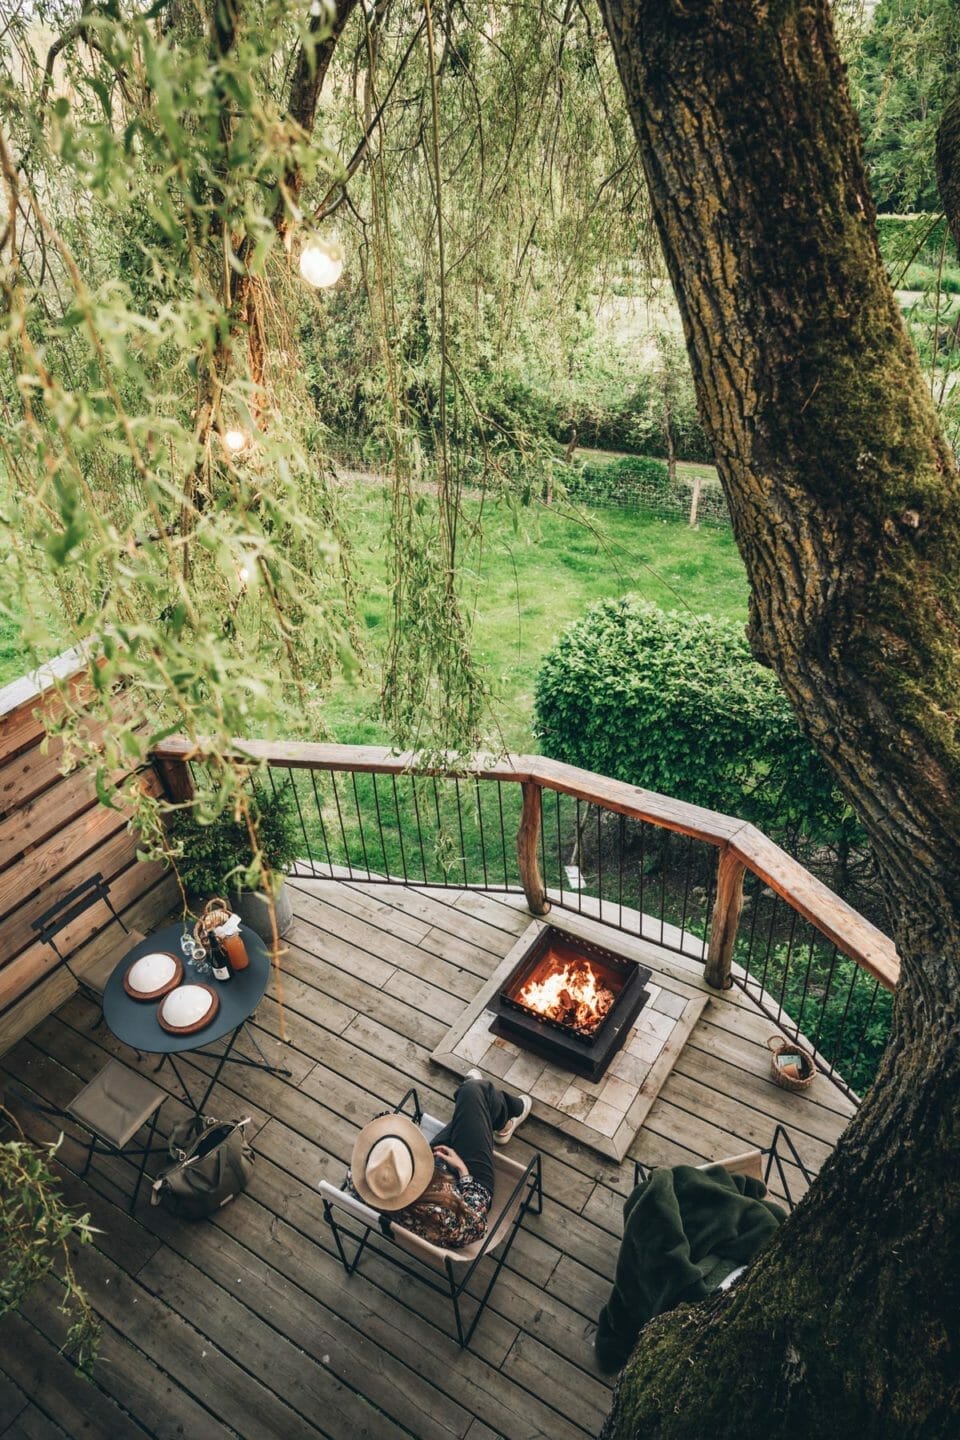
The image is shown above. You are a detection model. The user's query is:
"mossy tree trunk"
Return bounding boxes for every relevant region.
[596,1,960,1433]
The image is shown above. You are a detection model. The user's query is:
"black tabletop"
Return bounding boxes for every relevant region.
[102,922,271,1054]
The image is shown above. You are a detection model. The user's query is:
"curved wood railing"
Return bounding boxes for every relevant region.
[152,736,898,1099]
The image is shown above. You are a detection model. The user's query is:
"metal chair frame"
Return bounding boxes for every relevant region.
[321,1087,544,1348]
[77,1106,165,1213]
[8,1079,166,1214]
[31,872,129,1029]
[633,1123,815,1211]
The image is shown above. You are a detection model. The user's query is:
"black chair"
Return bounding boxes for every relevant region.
[31,873,140,1028]
[7,1059,167,1213]
[633,1123,814,1211]
[319,1088,543,1348]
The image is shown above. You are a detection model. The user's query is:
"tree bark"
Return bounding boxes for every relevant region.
[596,1,960,1433]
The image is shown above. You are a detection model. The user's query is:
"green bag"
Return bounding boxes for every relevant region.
[151,1115,253,1219]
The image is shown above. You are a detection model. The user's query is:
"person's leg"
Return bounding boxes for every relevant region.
[431,1078,523,1192]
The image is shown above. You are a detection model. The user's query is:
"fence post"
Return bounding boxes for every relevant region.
[517,781,551,916]
[153,753,195,804]
[705,846,745,989]
[689,475,702,527]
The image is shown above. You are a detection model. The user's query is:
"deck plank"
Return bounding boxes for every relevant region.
[1,878,858,1440]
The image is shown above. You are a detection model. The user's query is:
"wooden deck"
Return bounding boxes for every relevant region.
[0,878,857,1440]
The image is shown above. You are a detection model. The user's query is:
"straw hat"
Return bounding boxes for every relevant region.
[351,1113,436,1210]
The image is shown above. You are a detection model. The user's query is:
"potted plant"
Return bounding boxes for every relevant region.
[165,783,301,939]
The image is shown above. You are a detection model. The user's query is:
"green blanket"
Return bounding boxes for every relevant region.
[595,1164,786,1373]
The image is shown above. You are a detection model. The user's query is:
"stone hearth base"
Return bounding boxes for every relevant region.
[430,916,708,1161]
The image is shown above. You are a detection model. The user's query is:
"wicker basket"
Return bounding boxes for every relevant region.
[767,1035,816,1092]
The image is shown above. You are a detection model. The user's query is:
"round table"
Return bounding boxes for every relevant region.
[103,922,282,1114]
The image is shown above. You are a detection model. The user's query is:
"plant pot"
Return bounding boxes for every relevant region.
[230,881,294,941]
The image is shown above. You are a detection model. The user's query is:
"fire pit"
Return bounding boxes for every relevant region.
[492,926,652,1081]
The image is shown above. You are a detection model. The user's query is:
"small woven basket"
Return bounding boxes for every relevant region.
[767,1035,816,1092]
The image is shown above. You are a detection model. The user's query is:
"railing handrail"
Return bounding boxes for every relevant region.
[150,736,900,992]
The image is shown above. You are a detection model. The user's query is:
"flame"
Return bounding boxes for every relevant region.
[517,956,615,1035]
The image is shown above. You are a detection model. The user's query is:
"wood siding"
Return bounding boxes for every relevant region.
[0,652,176,1055]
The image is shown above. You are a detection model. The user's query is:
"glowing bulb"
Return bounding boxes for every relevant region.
[223,428,249,454]
[299,236,344,289]
[238,565,251,586]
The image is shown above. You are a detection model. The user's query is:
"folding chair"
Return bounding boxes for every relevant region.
[320,1088,543,1348]
[8,1057,167,1213]
[31,872,142,1030]
[633,1124,814,1211]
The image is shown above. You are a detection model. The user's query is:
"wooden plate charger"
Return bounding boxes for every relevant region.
[123,951,183,1001]
[157,983,220,1035]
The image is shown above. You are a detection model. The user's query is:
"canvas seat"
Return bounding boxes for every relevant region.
[319,1088,543,1347]
[67,1058,167,1211]
[633,1123,814,1211]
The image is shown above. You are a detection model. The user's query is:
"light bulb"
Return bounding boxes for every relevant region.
[223,428,249,454]
[299,236,344,289]
[237,564,251,586]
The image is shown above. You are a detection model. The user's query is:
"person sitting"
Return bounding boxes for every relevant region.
[349,1073,532,1249]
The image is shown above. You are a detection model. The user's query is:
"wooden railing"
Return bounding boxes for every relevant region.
[153,736,899,1098]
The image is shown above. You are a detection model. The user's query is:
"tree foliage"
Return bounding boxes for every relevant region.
[849,0,960,212]
[0,1114,101,1372]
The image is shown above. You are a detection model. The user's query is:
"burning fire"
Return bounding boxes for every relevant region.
[517,957,615,1035]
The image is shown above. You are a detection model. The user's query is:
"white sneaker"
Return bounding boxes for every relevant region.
[466,1068,483,1081]
[494,1094,532,1145]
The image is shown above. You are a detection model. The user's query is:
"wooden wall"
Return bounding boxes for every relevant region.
[0,649,177,1056]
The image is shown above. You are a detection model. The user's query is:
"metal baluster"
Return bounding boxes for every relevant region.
[350,771,372,878]
[454,778,468,886]
[391,776,409,884]
[371,773,390,881]
[474,778,489,889]
[286,766,315,877]
[595,804,603,922]
[411,775,429,884]
[844,976,881,1098]
[774,909,800,1030]
[309,769,334,877]
[329,771,353,879]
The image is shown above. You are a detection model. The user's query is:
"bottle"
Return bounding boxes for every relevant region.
[214,912,249,971]
[209,931,232,983]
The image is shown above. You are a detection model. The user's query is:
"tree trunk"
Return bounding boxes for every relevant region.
[596,1,960,1433]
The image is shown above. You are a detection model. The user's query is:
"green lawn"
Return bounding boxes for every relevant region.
[0,480,749,746]
[324,482,748,750]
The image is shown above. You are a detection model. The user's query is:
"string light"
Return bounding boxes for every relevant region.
[299,235,344,289]
[223,428,250,455]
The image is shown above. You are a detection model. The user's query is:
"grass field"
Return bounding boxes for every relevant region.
[0,481,749,748]
[323,481,748,750]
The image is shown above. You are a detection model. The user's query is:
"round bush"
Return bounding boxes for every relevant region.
[533,597,859,847]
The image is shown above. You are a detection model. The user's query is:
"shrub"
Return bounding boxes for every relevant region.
[164,783,301,900]
[533,597,862,852]
[566,454,670,503]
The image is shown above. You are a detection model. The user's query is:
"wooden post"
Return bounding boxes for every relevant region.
[705,846,745,989]
[689,475,702,528]
[153,753,195,804]
[517,780,551,916]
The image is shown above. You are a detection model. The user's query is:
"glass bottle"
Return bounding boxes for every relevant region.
[209,931,232,983]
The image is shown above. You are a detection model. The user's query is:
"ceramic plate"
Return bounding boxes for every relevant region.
[123,951,183,1001]
[157,983,220,1034]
